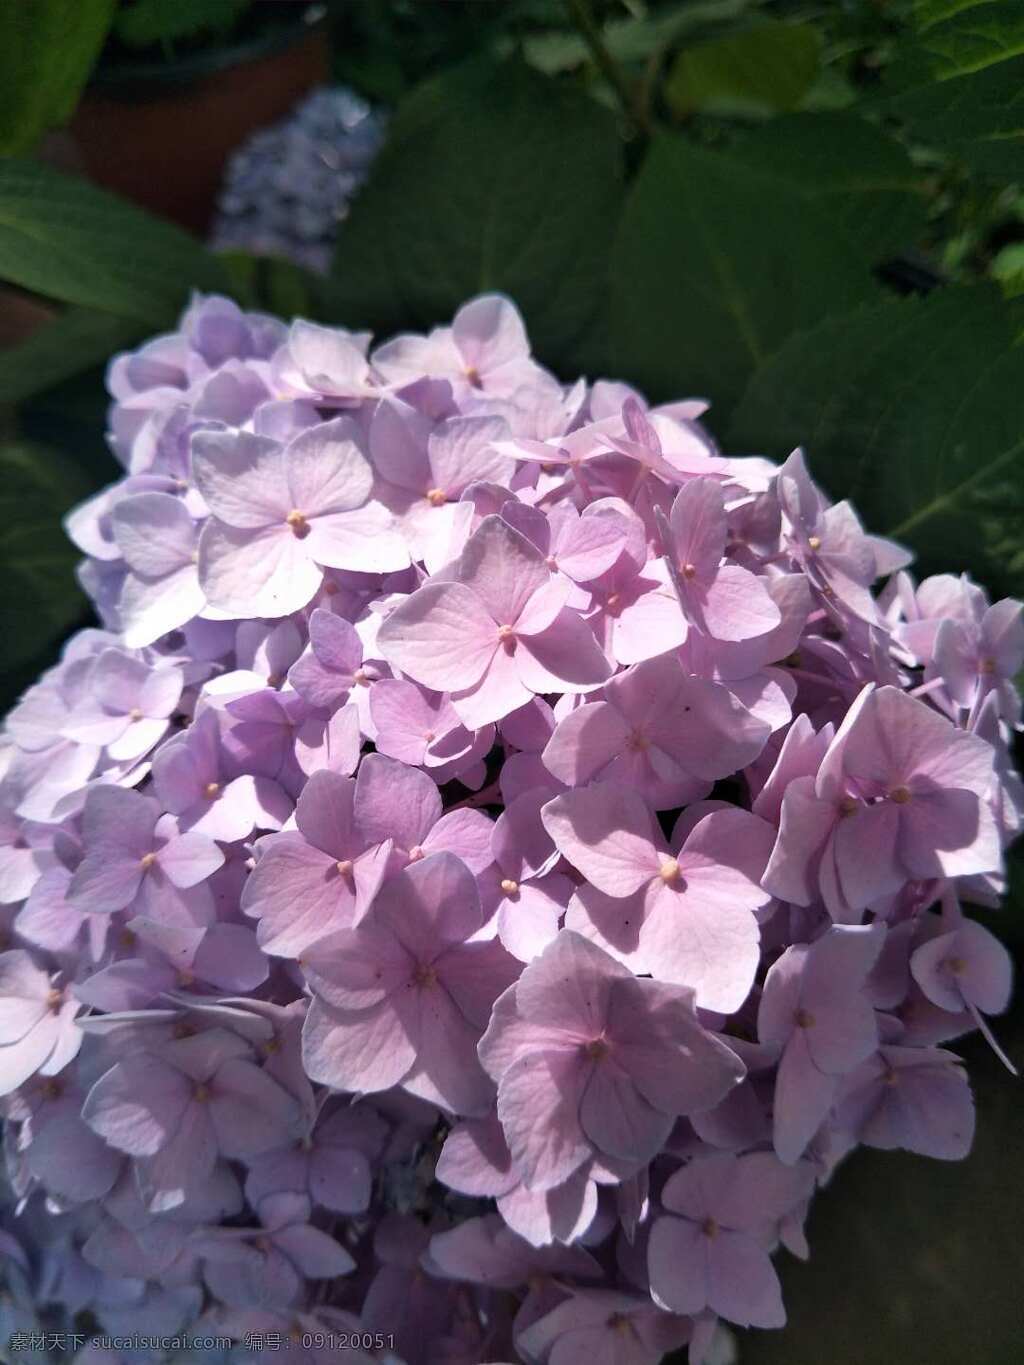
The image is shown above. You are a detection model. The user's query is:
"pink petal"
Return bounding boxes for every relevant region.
[457,515,549,626]
[199,520,322,618]
[285,417,373,514]
[496,1048,591,1191]
[192,431,288,528]
[579,1063,671,1164]
[302,998,416,1095]
[451,643,532,727]
[516,611,613,694]
[378,581,498,691]
[305,502,410,574]
[542,784,661,898]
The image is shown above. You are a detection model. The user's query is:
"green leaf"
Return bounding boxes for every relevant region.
[0,442,94,673]
[518,0,752,74]
[991,241,1024,297]
[0,159,228,324]
[727,285,1024,598]
[665,18,822,117]
[915,1,1024,77]
[113,0,247,48]
[328,58,624,370]
[727,113,930,260]
[0,308,148,406]
[608,135,875,415]
[880,56,1024,179]
[218,251,352,326]
[913,0,990,29]
[0,0,115,154]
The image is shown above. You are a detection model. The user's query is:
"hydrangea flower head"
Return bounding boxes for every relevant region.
[0,291,1018,1364]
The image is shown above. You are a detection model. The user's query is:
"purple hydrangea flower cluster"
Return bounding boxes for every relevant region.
[0,291,1020,1365]
[209,87,385,275]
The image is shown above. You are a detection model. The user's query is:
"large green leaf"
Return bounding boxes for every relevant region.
[0,308,148,406]
[665,18,822,117]
[608,135,876,415]
[0,159,228,324]
[0,443,94,673]
[727,113,930,260]
[914,0,990,28]
[727,285,1024,597]
[0,0,115,155]
[328,58,624,371]
[915,1,1024,76]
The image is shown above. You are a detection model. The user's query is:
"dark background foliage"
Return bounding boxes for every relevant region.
[1,2,1022,1359]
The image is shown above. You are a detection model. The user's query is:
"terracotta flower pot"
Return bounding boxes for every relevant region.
[70,11,329,235]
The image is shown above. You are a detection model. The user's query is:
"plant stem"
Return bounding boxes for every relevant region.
[564,0,647,137]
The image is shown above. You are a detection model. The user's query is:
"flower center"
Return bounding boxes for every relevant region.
[408,844,426,862]
[584,1037,609,1061]
[139,851,157,870]
[336,859,354,878]
[464,365,482,389]
[839,795,859,817]
[426,487,448,507]
[701,1217,719,1238]
[947,956,966,974]
[500,878,519,896]
[412,963,437,988]
[193,1084,210,1103]
[979,656,997,675]
[129,707,143,721]
[679,561,698,580]
[795,1008,815,1029]
[659,858,683,885]
[46,988,63,1015]
[626,729,649,752]
[286,509,310,538]
[889,785,912,805]
[204,781,221,799]
[807,535,822,551]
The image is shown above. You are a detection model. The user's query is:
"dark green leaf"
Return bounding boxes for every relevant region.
[0,159,228,324]
[913,0,989,28]
[665,19,822,117]
[727,285,1024,598]
[915,1,1024,77]
[876,55,1024,179]
[329,58,624,371]
[0,308,148,406]
[113,0,247,48]
[728,113,930,260]
[0,442,94,672]
[218,251,351,326]
[0,0,115,154]
[518,0,752,74]
[608,135,875,415]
